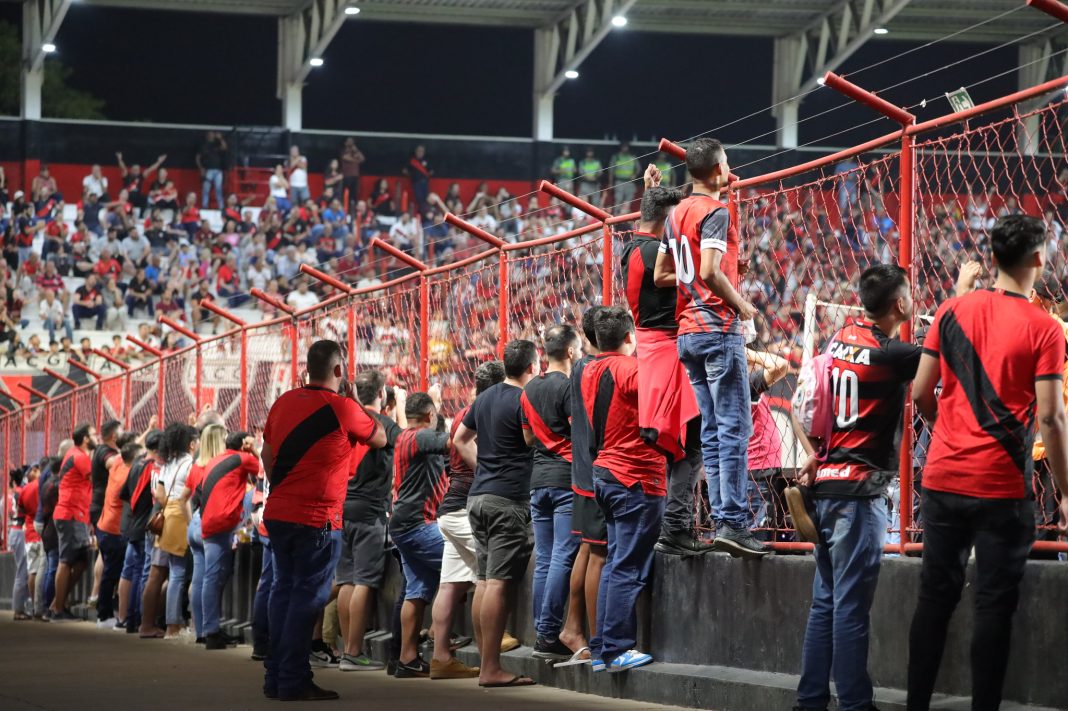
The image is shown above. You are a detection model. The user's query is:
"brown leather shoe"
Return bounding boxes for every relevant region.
[430,657,480,680]
[785,486,819,543]
[500,632,520,653]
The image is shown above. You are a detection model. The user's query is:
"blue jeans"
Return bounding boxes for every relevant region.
[677,331,752,529]
[121,538,145,626]
[43,547,59,609]
[264,521,341,698]
[165,553,188,626]
[95,530,126,621]
[797,497,887,711]
[290,186,310,206]
[202,169,224,208]
[530,487,579,638]
[253,538,273,651]
[202,529,235,636]
[590,478,665,664]
[392,523,444,602]
[187,512,205,637]
[45,317,74,343]
[10,528,29,615]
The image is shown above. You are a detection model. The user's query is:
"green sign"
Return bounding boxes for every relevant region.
[945,87,975,113]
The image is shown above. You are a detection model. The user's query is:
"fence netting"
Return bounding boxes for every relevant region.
[200,334,244,431]
[48,392,74,455]
[24,403,46,465]
[354,281,422,401]
[128,362,159,433]
[246,322,292,432]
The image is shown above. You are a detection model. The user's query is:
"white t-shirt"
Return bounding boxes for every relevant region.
[83,174,108,197]
[289,159,308,189]
[269,175,288,198]
[247,264,271,291]
[287,290,320,310]
[159,454,193,502]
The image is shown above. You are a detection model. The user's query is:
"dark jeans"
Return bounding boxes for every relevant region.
[797,497,887,711]
[121,538,145,627]
[263,521,341,698]
[202,530,235,636]
[530,486,579,638]
[907,490,1035,711]
[72,303,106,330]
[591,477,665,664]
[43,547,59,609]
[662,417,702,536]
[252,538,273,651]
[126,295,154,317]
[95,530,127,621]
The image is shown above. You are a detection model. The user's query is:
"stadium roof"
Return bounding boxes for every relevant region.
[62,0,1065,43]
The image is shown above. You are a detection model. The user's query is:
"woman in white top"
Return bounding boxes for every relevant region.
[269,165,291,213]
[247,257,272,292]
[155,423,199,638]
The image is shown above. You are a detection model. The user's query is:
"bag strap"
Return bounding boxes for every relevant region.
[162,457,189,500]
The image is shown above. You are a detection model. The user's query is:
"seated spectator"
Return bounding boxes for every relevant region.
[105,189,136,234]
[106,334,128,361]
[180,193,201,239]
[73,274,107,330]
[31,165,59,201]
[155,289,184,323]
[336,247,359,282]
[39,288,73,343]
[122,230,151,268]
[215,254,245,307]
[260,279,282,318]
[370,178,396,219]
[36,262,68,307]
[0,302,18,354]
[93,249,123,282]
[42,215,70,263]
[389,213,420,255]
[104,277,127,331]
[149,176,179,212]
[83,164,109,202]
[316,224,340,263]
[126,268,154,317]
[286,281,319,311]
[322,199,349,238]
[247,257,271,293]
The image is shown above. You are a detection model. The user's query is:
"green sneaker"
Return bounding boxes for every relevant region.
[339,653,385,672]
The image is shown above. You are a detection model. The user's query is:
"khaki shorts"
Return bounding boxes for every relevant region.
[437,510,478,585]
[467,494,533,582]
[26,540,44,576]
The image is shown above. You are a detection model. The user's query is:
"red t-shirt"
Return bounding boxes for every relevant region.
[923,289,1067,499]
[53,448,94,523]
[19,479,41,543]
[200,450,260,538]
[263,385,379,529]
[581,352,667,496]
[96,459,130,536]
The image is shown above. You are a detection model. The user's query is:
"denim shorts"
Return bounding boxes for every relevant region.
[391,522,444,602]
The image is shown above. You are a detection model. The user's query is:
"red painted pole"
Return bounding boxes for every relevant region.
[538,180,612,222]
[346,304,356,380]
[897,131,916,551]
[368,237,429,271]
[498,251,509,358]
[443,213,506,248]
[299,264,356,294]
[822,72,915,125]
[291,321,300,388]
[240,329,248,430]
[1028,0,1068,24]
[419,276,429,390]
[200,300,248,327]
[158,357,166,427]
[601,223,613,306]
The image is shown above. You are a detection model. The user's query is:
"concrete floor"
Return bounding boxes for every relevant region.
[0,617,694,711]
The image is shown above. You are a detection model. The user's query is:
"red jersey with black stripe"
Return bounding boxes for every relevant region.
[263,385,379,529]
[659,194,742,336]
[521,371,573,491]
[622,232,678,332]
[922,289,1067,499]
[19,479,40,543]
[200,450,260,538]
[53,447,94,523]
[581,352,667,496]
[815,319,920,497]
[390,428,450,533]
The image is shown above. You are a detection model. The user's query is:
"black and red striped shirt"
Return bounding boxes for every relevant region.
[622,232,677,332]
[263,385,379,529]
[119,457,157,540]
[390,428,449,533]
[815,319,920,497]
[439,406,474,516]
[201,450,260,538]
[521,371,572,490]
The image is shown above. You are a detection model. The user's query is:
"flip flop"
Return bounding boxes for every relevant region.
[139,630,165,639]
[553,647,592,668]
[479,675,536,688]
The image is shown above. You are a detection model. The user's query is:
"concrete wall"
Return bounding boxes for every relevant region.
[3,548,1065,709]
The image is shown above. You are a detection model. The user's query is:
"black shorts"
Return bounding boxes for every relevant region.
[467,494,533,581]
[571,492,607,547]
[335,518,388,588]
[54,518,92,565]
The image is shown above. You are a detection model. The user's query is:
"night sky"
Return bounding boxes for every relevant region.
[0,3,1020,149]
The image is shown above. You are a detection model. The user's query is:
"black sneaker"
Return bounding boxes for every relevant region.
[386,660,398,676]
[205,632,228,650]
[50,609,80,623]
[278,682,339,701]
[252,645,269,661]
[532,636,573,661]
[264,687,278,700]
[714,525,771,559]
[393,657,430,678]
[309,640,339,668]
[655,529,716,556]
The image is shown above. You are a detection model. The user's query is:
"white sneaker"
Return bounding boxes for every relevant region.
[96,617,117,629]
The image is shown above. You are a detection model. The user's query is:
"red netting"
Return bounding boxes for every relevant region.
[74,384,100,431]
[200,333,245,431]
[99,376,126,426]
[353,281,422,394]
[128,361,160,433]
[8,412,23,471]
[162,348,197,426]
[426,261,499,416]
[246,322,293,431]
[48,392,75,453]
[24,403,46,465]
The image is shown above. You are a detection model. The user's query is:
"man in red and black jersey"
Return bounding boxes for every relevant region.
[389,392,450,678]
[429,361,504,680]
[521,324,586,661]
[793,265,919,711]
[260,340,385,702]
[654,138,766,559]
[581,306,664,673]
[50,423,99,622]
[200,431,260,649]
[908,215,1068,710]
[623,168,712,557]
[117,429,161,634]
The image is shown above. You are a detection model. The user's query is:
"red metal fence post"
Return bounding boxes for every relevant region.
[897,132,917,550]
[498,250,510,358]
[419,276,430,390]
[601,224,613,306]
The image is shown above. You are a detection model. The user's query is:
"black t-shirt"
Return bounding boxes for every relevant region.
[343,411,402,524]
[89,443,118,525]
[439,406,473,517]
[570,355,595,494]
[520,372,573,490]
[200,141,225,171]
[38,470,59,551]
[119,457,155,540]
[463,382,533,503]
[622,233,678,331]
[144,228,169,249]
[390,428,449,533]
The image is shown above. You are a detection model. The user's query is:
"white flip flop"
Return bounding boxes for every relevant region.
[553,646,592,668]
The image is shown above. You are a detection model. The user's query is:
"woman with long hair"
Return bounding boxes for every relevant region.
[184,423,226,643]
[155,423,199,639]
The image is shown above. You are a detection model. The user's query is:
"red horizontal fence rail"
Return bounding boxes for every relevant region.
[3,62,1068,553]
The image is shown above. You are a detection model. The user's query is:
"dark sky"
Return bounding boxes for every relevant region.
[0,4,1020,148]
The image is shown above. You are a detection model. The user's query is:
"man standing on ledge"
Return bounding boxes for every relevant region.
[260,340,385,702]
